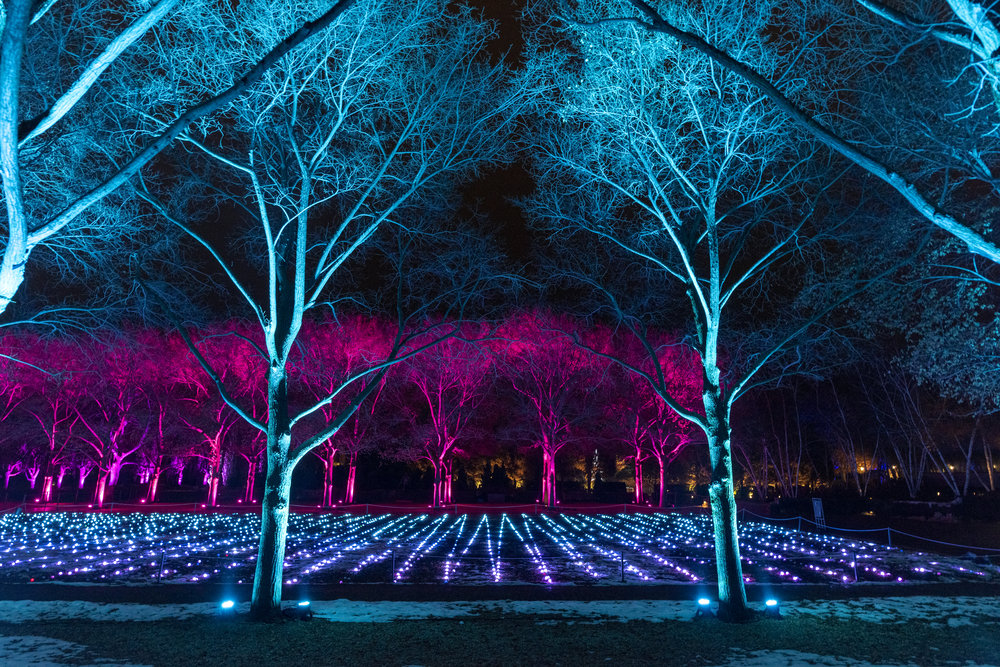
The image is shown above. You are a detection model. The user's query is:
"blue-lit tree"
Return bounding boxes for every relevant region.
[134,0,538,619]
[525,0,876,620]
[0,0,361,319]
[607,0,1000,265]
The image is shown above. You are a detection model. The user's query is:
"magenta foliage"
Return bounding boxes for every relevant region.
[0,312,704,505]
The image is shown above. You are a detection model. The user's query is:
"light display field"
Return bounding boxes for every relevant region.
[0,512,995,586]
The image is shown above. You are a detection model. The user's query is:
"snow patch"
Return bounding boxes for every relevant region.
[709,649,917,667]
[0,595,995,626]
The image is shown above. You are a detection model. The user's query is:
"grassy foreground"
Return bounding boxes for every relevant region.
[2,614,997,666]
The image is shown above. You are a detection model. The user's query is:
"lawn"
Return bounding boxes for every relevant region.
[0,597,997,666]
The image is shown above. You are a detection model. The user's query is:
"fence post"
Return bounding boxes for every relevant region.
[157,551,165,582]
[390,550,395,583]
[797,516,802,533]
[620,550,625,582]
[852,552,858,583]
[887,527,892,549]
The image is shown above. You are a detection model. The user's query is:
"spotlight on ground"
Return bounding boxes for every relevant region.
[282,600,313,620]
[694,597,714,619]
[219,600,236,615]
[764,599,781,619]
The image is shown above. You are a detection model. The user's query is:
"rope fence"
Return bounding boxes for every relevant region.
[739,508,1000,553]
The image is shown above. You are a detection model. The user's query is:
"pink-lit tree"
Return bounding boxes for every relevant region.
[71,334,155,507]
[0,338,29,491]
[298,316,393,507]
[137,388,189,504]
[123,331,187,504]
[496,312,606,507]
[395,329,494,507]
[605,335,699,506]
[14,336,81,502]
[169,323,269,506]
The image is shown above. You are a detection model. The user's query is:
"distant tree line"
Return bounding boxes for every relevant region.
[1,311,994,510]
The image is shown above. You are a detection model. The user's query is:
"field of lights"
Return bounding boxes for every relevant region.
[0,512,995,587]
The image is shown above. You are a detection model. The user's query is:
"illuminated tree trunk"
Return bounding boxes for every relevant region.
[703,373,749,621]
[42,476,54,502]
[540,447,558,507]
[251,455,292,619]
[77,463,93,490]
[147,471,161,503]
[4,462,20,489]
[653,452,666,507]
[431,458,443,507]
[93,472,108,508]
[108,457,124,487]
[250,366,294,621]
[207,476,220,506]
[633,451,644,504]
[243,459,257,503]
[319,447,337,507]
[985,443,995,492]
[343,451,357,504]
[443,459,453,504]
[26,465,39,490]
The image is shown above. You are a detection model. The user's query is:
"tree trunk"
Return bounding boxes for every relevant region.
[207,476,220,506]
[93,473,108,508]
[42,476,54,502]
[657,454,666,507]
[147,471,160,503]
[250,360,295,621]
[634,449,644,504]
[443,459,453,504]
[320,449,336,507]
[108,457,124,487]
[344,451,357,504]
[985,442,995,492]
[78,465,92,490]
[244,459,257,503]
[249,449,293,620]
[703,381,750,622]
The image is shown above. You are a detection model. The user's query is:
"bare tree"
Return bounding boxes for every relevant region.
[525,0,882,620]
[136,0,537,619]
[496,312,605,507]
[0,0,364,319]
[395,328,493,507]
[583,0,1000,265]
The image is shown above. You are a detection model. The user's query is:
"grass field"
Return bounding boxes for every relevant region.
[1,613,997,666]
[0,597,997,666]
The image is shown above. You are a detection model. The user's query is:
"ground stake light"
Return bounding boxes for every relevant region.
[764,598,781,619]
[283,600,313,620]
[695,597,714,618]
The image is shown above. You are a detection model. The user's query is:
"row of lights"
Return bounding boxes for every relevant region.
[2,511,993,585]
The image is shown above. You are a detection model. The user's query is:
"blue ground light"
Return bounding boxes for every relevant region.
[0,512,995,586]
